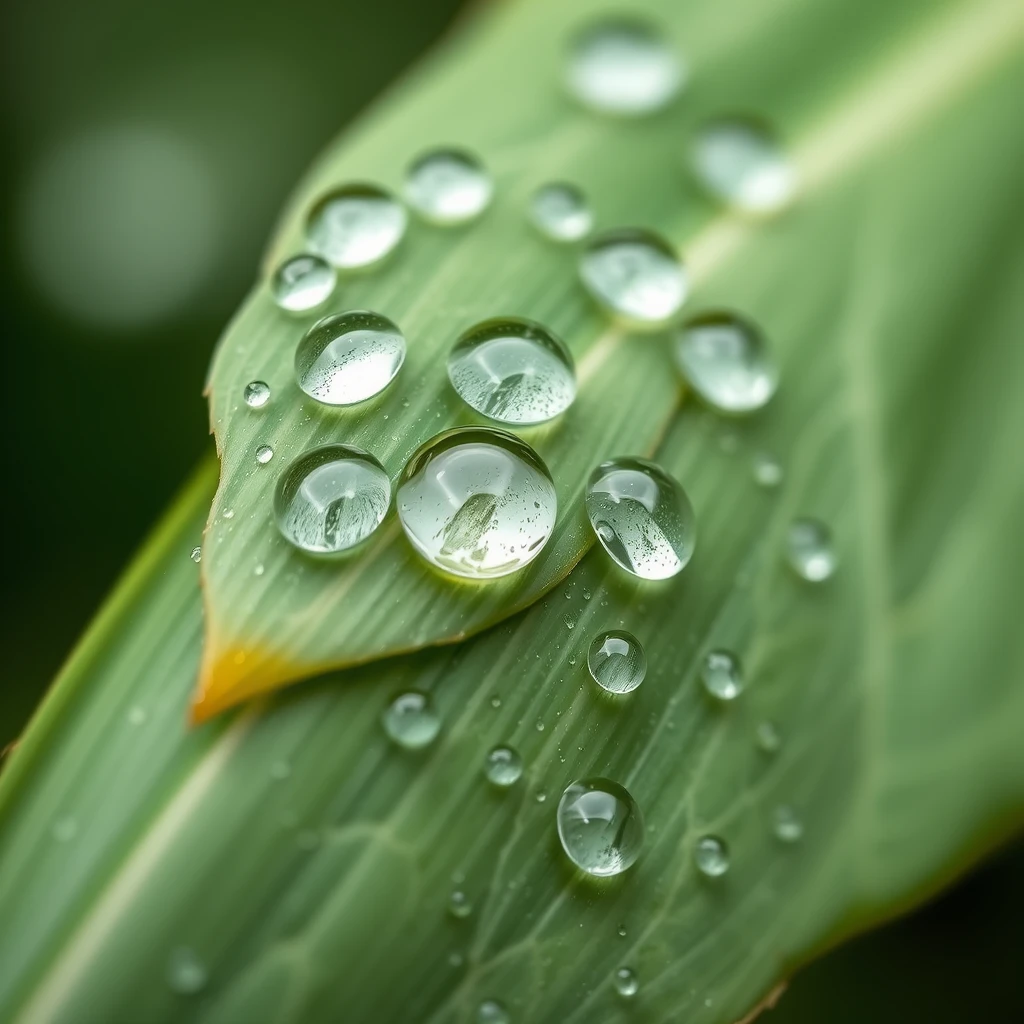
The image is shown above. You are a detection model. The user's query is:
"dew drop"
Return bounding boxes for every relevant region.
[448,889,473,918]
[222,509,234,520]
[786,518,837,581]
[254,563,265,577]
[756,720,781,754]
[305,183,407,268]
[167,947,207,995]
[447,317,576,425]
[617,925,627,938]
[529,182,593,242]
[382,690,441,749]
[295,310,405,406]
[255,444,274,465]
[773,805,804,843]
[753,451,783,488]
[556,777,644,877]
[613,966,639,998]
[476,999,510,1024]
[585,457,695,579]
[243,380,271,408]
[189,545,202,563]
[51,816,77,843]
[700,650,744,701]
[396,427,557,580]
[485,745,523,787]
[580,229,687,327]
[692,117,795,214]
[587,630,647,694]
[694,834,730,877]
[273,444,390,554]
[405,148,492,225]
[566,19,684,116]
[271,253,336,312]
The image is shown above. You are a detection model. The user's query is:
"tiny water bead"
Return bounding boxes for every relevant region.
[773,805,804,843]
[476,1000,510,1024]
[613,967,639,998]
[274,444,390,555]
[694,835,730,877]
[529,182,593,242]
[448,889,473,918]
[243,380,271,408]
[305,183,407,268]
[271,253,336,312]
[396,427,557,580]
[587,630,647,694]
[167,947,207,995]
[579,229,687,327]
[295,310,405,406]
[405,148,492,225]
[701,650,744,701]
[189,546,202,563]
[673,311,778,414]
[556,778,644,877]
[585,457,696,580]
[756,720,782,754]
[753,451,783,488]
[382,691,441,749]
[566,19,684,117]
[447,317,576,425]
[484,745,523,787]
[786,518,837,581]
[691,117,796,214]
[255,444,274,465]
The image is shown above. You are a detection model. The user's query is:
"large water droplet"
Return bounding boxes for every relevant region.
[271,253,336,312]
[693,835,730,877]
[613,966,639,998]
[243,380,271,409]
[587,630,647,694]
[756,720,782,754]
[691,117,795,214]
[773,805,803,843]
[485,745,523,787]
[305,184,407,268]
[566,19,684,116]
[397,427,557,580]
[585,457,696,579]
[295,310,405,406]
[556,777,644,877]
[700,650,744,701]
[786,518,837,581]
[405,149,492,225]
[255,444,274,465]
[167,947,207,994]
[447,317,576,425]
[476,999,510,1024]
[530,182,593,242]
[673,311,778,413]
[382,690,441,749]
[579,229,687,327]
[274,444,390,554]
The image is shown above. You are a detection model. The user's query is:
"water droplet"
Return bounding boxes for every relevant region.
[271,253,336,312]
[447,317,576,425]
[535,791,547,803]
[617,925,627,938]
[305,183,407,268]
[476,999,510,1024]
[274,444,390,554]
[535,720,545,732]
[587,630,646,694]
[530,182,593,241]
[753,452,783,488]
[254,563,265,577]
[243,380,271,408]
[167,947,207,994]
[700,650,744,701]
[756,720,781,754]
[585,457,696,579]
[51,816,77,843]
[222,508,234,520]
[556,778,644,877]
[485,746,523,787]
[673,311,777,413]
[566,19,684,116]
[295,310,405,406]
[382,690,441,749]
[490,695,502,709]
[255,444,274,465]
[692,117,795,214]
[773,805,803,843]
[269,760,291,780]
[580,229,687,327]
[397,427,557,580]
[786,518,837,581]
[694,835,730,877]
[189,545,202,563]
[127,705,147,726]
[613,966,639,998]
[448,889,473,918]
[405,149,492,225]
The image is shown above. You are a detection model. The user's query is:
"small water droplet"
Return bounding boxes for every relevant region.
[254,563,265,577]
[490,695,502,709]
[773,805,803,843]
[51,816,77,843]
[189,546,202,563]
[382,691,441,749]
[243,380,271,408]
[167,947,207,994]
[397,427,557,580]
[127,705,147,726]
[563,615,576,630]
[617,925,627,938]
[222,508,234,520]
[448,889,473,918]
[556,778,644,877]
[447,316,576,425]
[580,229,687,327]
[673,311,777,413]
[586,457,696,579]
[306,183,407,268]
[274,444,390,554]
[588,630,646,694]
[756,720,781,754]
[694,834,730,877]
[269,759,291,780]
[582,589,592,601]
[271,253,336,312]
[753,452,783,488]
[566,19,684,116]
[535,720,545,732]
[535,791,547,803]
[405,149,492,225]
[701,650,744,701]
[255,444,274,465]
[485,745,523,787]
[613,966,639,998]
[786,518,837,581]
[530,182,593,241]
[476,999,510,1024]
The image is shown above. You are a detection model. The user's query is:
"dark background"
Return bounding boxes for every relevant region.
[1,0,1020,1017]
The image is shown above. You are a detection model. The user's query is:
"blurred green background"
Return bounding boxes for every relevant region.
[0,0,1020,1017]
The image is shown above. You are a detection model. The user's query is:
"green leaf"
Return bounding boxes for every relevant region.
[2,0,1024,1021]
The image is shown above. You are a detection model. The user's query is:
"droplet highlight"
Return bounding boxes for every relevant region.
[271,253,336,312]
[556,777,644,877]
[530,182,593,242]
[587,630,647,694]
[305,183,407,268]
[700,650,744,701]
[382,690,441,749]
[485,746,523,787]
[243,380,271,409]
[613,966,639,998]
[405,149,492,225]
[694,835,730,877]
[786,518,837,581]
